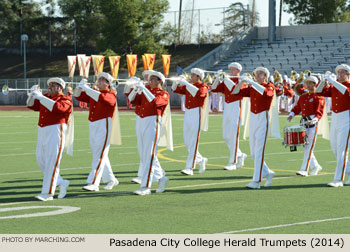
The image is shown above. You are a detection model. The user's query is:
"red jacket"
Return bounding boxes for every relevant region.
[319,81,350,113]
[174,81,209,109]
[28,93,72,127]
[75,89,116,121]
[240,82,275,114]
[291,93,325,120]
[283,84,294,98]
[131,86,169,118]
[211,77,245,103]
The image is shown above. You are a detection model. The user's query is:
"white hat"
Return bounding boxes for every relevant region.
[142,70,156,78]
[253,67,270,79]
[149,71,165,83]
[47,77,65,89]
[305,76,318,83]
[97,72,114,84]
[335,64,350,74]
[228,62,242,71]
[191,68,205,80]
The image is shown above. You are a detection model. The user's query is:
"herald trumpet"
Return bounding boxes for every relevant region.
[1,85,46,95]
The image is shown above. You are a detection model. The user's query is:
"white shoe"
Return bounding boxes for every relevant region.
[104,179,119,190]
[264,171,275,187]
[82,184,99,191]
[35,194,53,201]
[224,164,237,170]
[309,165,322,176]
[58,180,69,199]
[131,177,142,184]
[198,158,208,174]
[327,180,343,187]
[296,170,308,177]
[345,177,350,185]
[156,177,169,193]
[246,181,260,189]
[237,153,247,168]
[181,168,193,176]
[133,188,151,195]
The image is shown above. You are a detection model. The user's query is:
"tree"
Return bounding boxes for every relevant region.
[224,2,259,38]
[284,0,350,24]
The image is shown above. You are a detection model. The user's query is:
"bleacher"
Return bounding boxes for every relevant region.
[207,34,350,75]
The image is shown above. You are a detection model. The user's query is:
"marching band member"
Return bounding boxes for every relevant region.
[282,75,294,112]
[74,72,119,191]
[27,78,72,201]
[128,71,170,195]
[124,72,152,184]
[211,62,247,170]
[234,67,276,189]
[287,76,325,176]
[172,68,209,175]
[317,64,350,187]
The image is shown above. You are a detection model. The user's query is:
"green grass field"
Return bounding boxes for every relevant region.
[0,110,349,234]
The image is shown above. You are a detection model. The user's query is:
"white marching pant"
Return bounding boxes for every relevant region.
[300,124,320,172]
[249,111,273,182]
[87,117,116,186]
[36,123,67,195]
[139,115,165,188]
[181,95,186,111]
[223,100,243,164]
[330,110,350,181]
[184,107,205,169]
[135,115,144,177]
[325,97,332,112]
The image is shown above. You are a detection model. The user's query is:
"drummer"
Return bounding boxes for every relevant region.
[287,76,325,176]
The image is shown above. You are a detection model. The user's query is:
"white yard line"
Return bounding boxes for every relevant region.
[220,216,350,234]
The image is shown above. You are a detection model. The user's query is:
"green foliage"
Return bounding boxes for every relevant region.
[284,0,350,24]
[99,49,118,57]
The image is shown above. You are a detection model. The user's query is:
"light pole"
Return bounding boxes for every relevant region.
[21,34,29,86]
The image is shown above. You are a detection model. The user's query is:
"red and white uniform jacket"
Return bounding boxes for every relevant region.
[75,89,116,121]
[319,81,350,113]
[131,87,169,118]
[240,82,275,114]
[28,93,72,127]
[283,83,294,98]
[211,78,246,103]
[291,93,325,120]
[174,81,209,109]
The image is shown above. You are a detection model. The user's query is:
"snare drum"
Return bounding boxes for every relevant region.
[283,125,307,146]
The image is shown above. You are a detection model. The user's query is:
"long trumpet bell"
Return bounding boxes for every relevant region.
[2,85,36,95]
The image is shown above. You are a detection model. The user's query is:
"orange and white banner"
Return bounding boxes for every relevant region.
[144,53,156,70]
[92,55,105,76]
[108,56,121,78]
[67,56,77,79]
[126,54,137,77]
[77,54,86,77]
[142,55,148,70]
[162,54,171,77]
[81,56,92,78]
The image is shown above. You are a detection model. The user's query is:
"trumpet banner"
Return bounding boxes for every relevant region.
[109,56,120,78]
[92,55,105,76]
[126,54,137,77]
[77,54,86,77]
[110,102,122,145]
[144,53,156,70]
[142,55,148,71]
[81,56,91,78]
[159,103,174,151]
[162,55,171,77]
[67,56,77,79]
[318,103,330,140]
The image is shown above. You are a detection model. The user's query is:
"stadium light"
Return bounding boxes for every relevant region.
[21,34,28,85]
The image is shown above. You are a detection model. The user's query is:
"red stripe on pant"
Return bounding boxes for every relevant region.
[92,118,109,185]
[49,124,63,195]
[192,108,201,168]
[234,100,241,163]
[259,111,269,182]
[304,123,318,171]
[146,115,159,188]
[341,127,350,181]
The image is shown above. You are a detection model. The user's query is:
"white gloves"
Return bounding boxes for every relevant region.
[32,90,44,100]
[79,78,89,91]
